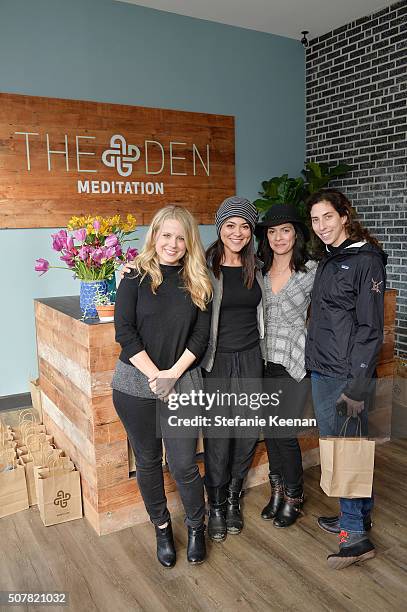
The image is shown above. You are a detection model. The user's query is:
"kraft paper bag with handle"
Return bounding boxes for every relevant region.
[17,454,37,506]
[30,446,65,501]
[0,449,29,518]
[319,417,375,498]
[36,459,82,526]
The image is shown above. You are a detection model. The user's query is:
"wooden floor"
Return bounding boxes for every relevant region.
[1,439,406,612]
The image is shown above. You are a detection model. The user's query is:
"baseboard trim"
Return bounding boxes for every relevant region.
[0,393,32,412]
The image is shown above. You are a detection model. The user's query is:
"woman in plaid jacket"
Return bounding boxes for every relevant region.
[256,204,317,528]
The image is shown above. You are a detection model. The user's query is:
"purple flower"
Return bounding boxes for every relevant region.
[51,229,68,251]
[74,228,87,243]
[51,233,65,252]
[78,246,90,261]
[126,247,138,261]
[105,233,118,248]
[104,246,116,261]
[35,258,50,275]
[93,219,101,231]
[91,248,104,264]
[66,235,74,251]
[60,253,75,268]
[115,245,123,257]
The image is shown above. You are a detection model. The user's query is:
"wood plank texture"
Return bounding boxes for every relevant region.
[0,92,235,228]
[0,440,406,611]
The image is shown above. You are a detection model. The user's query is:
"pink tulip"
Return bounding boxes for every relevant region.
[91,248,104,264]
[126,247,138,261]
[74,228,87,243]
[34,258,50,275]
[60,253,75,268]
[78,246,90,261]
[93,219,101,231]
[105,233,118,248]
[115,245,123,257]
[104,246,116,261]
[66,235,74,251]
[51,233,65,252]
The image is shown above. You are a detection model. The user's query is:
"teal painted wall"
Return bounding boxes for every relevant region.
[0,0,305,396]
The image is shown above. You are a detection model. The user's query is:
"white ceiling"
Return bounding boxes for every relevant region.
[117,0,394,40]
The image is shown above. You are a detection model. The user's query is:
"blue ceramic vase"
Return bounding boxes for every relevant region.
[79,280,108,318]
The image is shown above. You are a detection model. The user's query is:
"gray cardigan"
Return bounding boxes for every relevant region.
[200,265,267,372]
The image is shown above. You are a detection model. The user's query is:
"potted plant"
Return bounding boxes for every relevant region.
[35,214,138,318]
[94,288,115,323]
[253,161,351,223]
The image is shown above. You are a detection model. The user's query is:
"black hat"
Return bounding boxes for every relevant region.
[255,203,310,242]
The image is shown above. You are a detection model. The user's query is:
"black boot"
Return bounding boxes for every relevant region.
[261,474,284,520]
[273,486,304,528]
[155,521,176,568]
[226,478,244,534]
[327,530,376,569]
[187,524,206,564]
[207,486,227,542]
[318,514,372,534]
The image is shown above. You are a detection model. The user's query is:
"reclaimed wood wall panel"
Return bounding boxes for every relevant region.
[0,92,235,228]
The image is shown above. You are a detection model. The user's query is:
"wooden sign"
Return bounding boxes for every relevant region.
[0,92,235,228]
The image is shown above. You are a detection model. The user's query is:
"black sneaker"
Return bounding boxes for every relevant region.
[327,530,376,569]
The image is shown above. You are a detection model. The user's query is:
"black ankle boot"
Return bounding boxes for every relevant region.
[273,486,304,528]
[187,524,206,564]
[226,478,244,534]
[155,521,176,568]
[318,514,372,535]
[261,474,284,520]
[207,486,227,542]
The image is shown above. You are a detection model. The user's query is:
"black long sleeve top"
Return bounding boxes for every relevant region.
[114,265,211,370]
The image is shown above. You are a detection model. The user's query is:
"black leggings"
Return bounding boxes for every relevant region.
[113,390,205,528]
[203,344,264,489]
[263,363,308,492]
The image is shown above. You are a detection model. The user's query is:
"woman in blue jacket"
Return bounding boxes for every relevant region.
[306,188,386,569]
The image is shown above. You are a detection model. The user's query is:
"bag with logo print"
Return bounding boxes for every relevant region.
[36,458,82,526]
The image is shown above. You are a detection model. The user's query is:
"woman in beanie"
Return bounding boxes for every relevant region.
[200,196,267,542]
[255,204,317,528]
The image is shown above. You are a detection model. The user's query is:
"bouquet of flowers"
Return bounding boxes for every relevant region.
[35,214,138,280]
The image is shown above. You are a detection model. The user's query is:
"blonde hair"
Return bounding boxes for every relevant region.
[134,206,212,310]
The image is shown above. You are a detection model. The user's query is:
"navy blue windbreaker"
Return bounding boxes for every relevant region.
[305,241,387,401]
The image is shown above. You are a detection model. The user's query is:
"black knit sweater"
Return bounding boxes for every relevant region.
[114,265,211,370]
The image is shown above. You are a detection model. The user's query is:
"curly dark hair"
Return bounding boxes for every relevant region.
[256,224,311,274]
[306,188,381,255]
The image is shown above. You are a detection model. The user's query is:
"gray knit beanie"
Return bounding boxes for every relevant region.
[215,196,258,235]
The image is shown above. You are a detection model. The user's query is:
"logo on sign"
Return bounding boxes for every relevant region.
[101,134,141,177]
[53,490,71,509]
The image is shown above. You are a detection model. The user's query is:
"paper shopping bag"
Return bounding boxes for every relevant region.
[319,435,375,498]
[37,463,82,526]
[0,455,29,518]
[18,455,37,506]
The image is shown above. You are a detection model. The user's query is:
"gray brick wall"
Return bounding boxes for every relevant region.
[306,0,407,357]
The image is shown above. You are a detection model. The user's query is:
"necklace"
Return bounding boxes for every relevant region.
[270,265,290,276]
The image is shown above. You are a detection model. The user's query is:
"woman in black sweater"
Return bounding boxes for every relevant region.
[112,205,212,568]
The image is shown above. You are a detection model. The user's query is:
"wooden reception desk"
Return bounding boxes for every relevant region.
[34,290,396,535]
